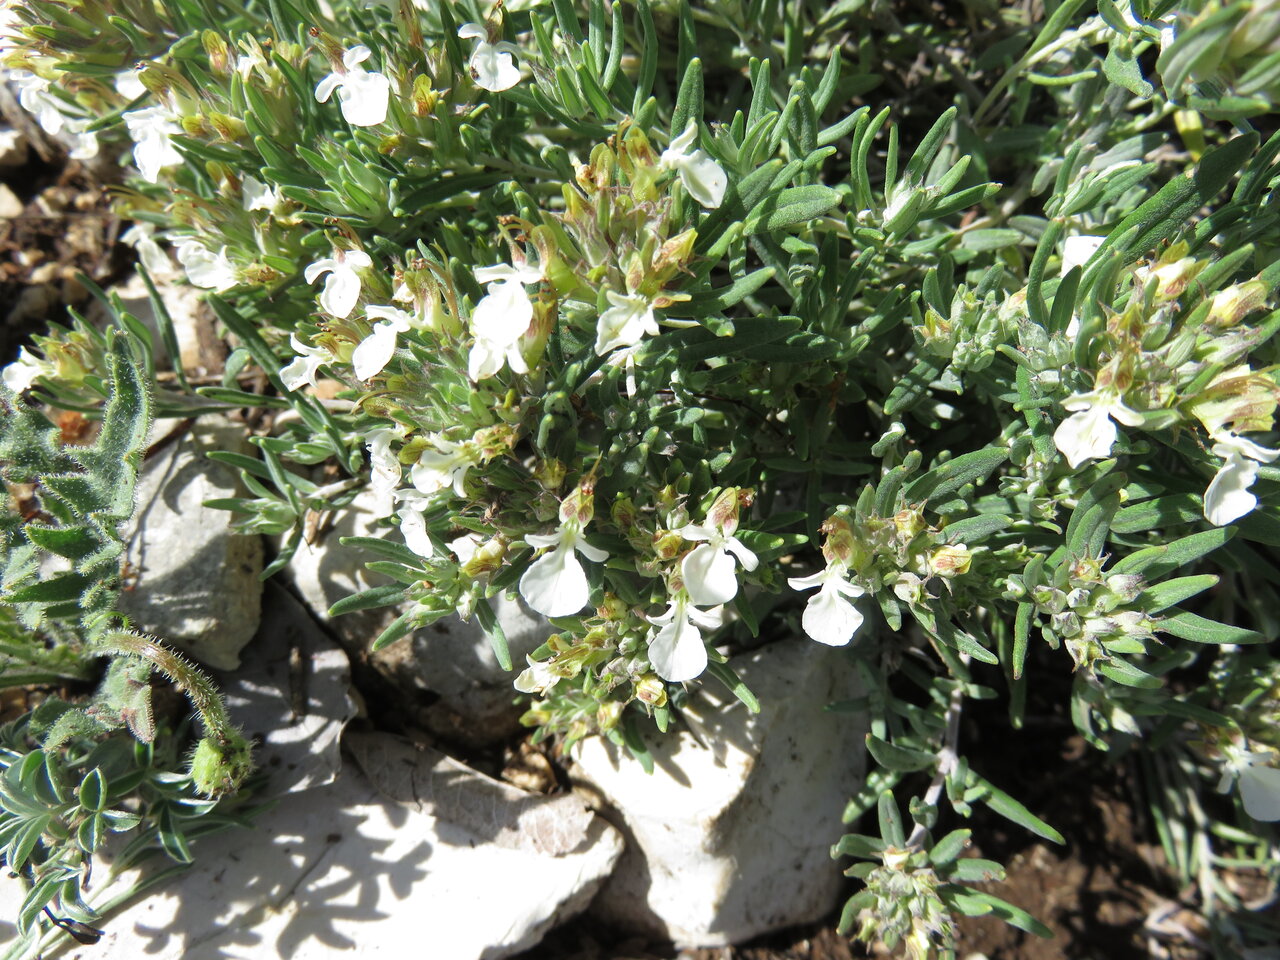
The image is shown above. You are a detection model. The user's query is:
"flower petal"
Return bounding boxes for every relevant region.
[682,542,739,606]
[1239,762,1280,821]
[314,72,341,103]
[304,259,335,284]
[352,322,399,380]
[338,71,390,126]
[472,280,534,342]
[725,536,758,572]
[1054,405,1117,469]
[801,581,864,646]
[678,152,728,209]
[519,546,589,616]
[320,267,362,318]
[397,505,436,558]
[577,539,609,563]
[470,43,521,92]
[647,615,707,682]
[1204,451,1260,526]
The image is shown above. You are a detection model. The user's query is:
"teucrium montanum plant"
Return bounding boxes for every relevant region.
[3,0,1280,953]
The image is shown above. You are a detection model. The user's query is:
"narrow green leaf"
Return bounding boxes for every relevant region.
[1159,611,1267,645]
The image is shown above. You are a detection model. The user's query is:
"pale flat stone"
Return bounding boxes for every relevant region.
[0,738,623,960]
[0,182,21,218]
[117,416,263,670]
[213,582,358,794]
[573,639,867,947]
[286,490,547,745]
[0,128,26,168]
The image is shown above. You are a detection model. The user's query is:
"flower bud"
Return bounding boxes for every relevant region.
[1208,280,1267,327]
[928,543,972,578]
[411,75,439,117]
[893,507,926,542]
[635,674,667,707]
[596,700,624,732]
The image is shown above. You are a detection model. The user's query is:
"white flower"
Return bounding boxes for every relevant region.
[1219,745,1280,821]
[279,334,330,391]
[122,105,184,183]
[394,491,437,558]
[242,175,282,213]
[365,428,403,518]
[457,23,522,92]
[13,71,65,135]
[410,437,477,498]
[660,122,728,209]
[1053,390,1144,469]
[595,291,658,356]
[314,44,391,127]
[788,566,866,647]
[518,522,609,617]
[176,240,238,291]
[121,223,174,278]
[677,522,759,607]
[353,305,415,380]
[62,117,99,160]
[115,68,147,101]
[646,594,719,682]
[514,656,559,695]
[2,347,53,394]
[305,249,373,318]
[468,262,542,381]
[12,70,98,158]
[1204,433,1279,526]
[1061,235,1105,276]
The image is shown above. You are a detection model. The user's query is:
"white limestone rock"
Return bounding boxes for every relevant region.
[212,582,358,794]
[0,736,623,960]
[117,416,263,670]
[286,490,547,745]
[572,638,867,947]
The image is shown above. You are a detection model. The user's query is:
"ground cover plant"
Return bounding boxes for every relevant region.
[1,0,1279,956]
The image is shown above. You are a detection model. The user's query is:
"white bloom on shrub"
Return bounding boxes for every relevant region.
[122,105,184,183]
[514,656,559,695]
[314,44,391,127]
[660,122,728,209]
[62,117,99,160]
[12,71,98,158]
[457,23,522,92]
[1053,390,1143,469]
[242,175,282,213]
[518,518,609,617]
[595,291,658,356]
[121,223,175,278]
[394,491,437,558]
[364,428,403,517]
[13,71,66,135]
[115,68,147,101]
[1218,744,1280,821]
[410,436,478,497]
[305,249,372,318]
[176,240,238,291]
[788,566,866,647]
[646,594,719,682]
[677,521,758,607]
[1203,432,1279,526]
[353,305,416,380]
[468,261,542,380]
[280,334,330,392]
[2,347,54,394]
[1061,234,1105,276]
